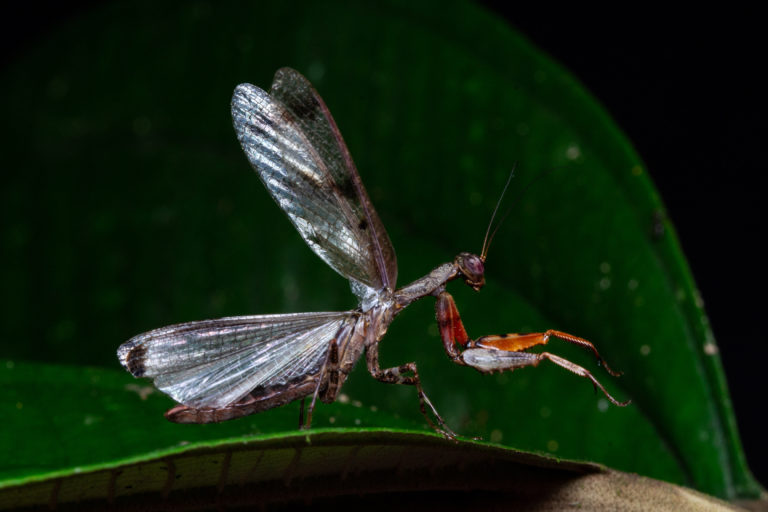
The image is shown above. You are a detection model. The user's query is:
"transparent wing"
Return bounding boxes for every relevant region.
[231,68,397,306]
[117,312,357,408]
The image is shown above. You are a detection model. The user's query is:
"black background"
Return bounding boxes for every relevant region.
[482,4,767,488]
[2,2,765,489]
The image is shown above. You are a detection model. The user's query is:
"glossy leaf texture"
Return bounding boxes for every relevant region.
[0,0,760,503]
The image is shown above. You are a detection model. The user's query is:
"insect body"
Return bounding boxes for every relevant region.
[118,68,628,438]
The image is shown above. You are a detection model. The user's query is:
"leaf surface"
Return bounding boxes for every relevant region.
[0,0,760,503]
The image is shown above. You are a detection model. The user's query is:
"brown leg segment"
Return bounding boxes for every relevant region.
[435,291,469,361]
[365,342,459,440]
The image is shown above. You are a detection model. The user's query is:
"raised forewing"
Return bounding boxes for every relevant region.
[117,312,357,409]
[231,68,397,305]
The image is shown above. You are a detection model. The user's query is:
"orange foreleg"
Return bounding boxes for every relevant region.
[474,330,622,377]
[474,332,549,352]
[434,291,627,406]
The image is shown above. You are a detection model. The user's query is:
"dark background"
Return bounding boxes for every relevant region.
[2,2,765,488]
[483,5,767,488]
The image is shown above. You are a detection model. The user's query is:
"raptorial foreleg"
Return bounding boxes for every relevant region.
[435,290,629,406]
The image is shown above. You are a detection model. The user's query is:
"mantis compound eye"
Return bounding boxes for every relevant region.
[456,252,485,291]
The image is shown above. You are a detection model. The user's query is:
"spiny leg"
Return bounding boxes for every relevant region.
[474,330,622,377]
[365,342,459,440]
[540,352,629,406]
[436,291,627,404]
[435,289,469,362]
[461,348,629,406]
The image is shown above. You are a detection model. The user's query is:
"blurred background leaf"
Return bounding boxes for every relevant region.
[0,0,762,504]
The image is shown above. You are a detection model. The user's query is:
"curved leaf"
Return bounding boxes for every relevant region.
[0,0,759,502]
[0,369,741,512]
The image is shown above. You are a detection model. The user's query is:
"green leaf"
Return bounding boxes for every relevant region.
[0,0,760,504]
[0,379,742,512]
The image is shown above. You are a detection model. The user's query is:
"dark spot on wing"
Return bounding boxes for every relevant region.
[281,91,321,124]
[358,219,368,230]
[126,345,147,377]
[288,100,314,122]
[499,333,508,338]
[337,174,356,200]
